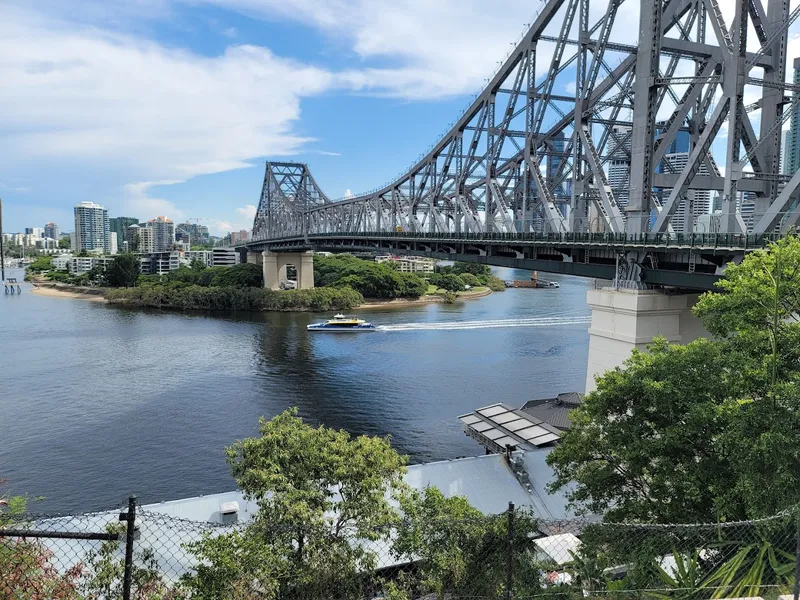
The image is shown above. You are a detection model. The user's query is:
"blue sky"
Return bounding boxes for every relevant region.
[2,0,799,235]
[0,0,545,235]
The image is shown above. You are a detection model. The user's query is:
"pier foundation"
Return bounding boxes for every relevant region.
[585,288,706,393]
[261,250,315,290]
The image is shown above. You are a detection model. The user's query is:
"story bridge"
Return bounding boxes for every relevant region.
[239,0,799,390]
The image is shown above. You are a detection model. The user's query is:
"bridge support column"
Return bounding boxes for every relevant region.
[585,288,706,393]
[262,251,280,290]
[263,250,315,290]
[299,251,315,289]
[247,251,262,265]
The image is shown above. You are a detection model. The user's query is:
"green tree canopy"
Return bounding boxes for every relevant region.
[437,273,465,292]
[315,254,428,298]
[184,409,408,598]
[103,254,141,288]
[548,235,800,523]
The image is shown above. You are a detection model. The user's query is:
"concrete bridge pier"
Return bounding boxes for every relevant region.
[260,250,315,290]
[585,288,707,393]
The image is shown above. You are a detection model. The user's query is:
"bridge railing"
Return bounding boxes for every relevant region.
[254,230,784,250]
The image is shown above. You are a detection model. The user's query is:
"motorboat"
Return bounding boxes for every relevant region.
[307,314,377,332]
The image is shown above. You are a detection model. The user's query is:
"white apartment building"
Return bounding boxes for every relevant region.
[211,248,241,267]
[376,255,435,273]
[183,251,214,268]
[148,216,175,252]
[69,256,115,276]
[52,254,74,271]
[139,252,181,276]
[127,224,155,253]
[73,202,110,254]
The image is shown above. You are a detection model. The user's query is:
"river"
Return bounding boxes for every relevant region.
[0,267,592,512]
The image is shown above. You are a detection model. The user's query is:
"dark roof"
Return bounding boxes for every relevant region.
[520,392,583,431]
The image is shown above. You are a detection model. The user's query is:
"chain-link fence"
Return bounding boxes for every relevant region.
[3,497,800,599]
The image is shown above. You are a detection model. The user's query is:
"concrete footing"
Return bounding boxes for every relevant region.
[585,287,706,393]
[260,250,315,290]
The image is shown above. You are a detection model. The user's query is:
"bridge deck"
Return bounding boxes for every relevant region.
[241,231,780,292]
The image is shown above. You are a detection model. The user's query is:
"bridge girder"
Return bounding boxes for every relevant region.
[253,0,800,240]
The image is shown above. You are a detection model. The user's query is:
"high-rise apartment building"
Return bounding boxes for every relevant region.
[147,216,175,252]
[546,131,570,218]
[230,230,250,244]
[73,202,110,253]
[652,127,710,232]
[176,223,210,245]
[109,217,140,247]
[126,224,155,253]
[607,125,632,209]
[44,222,60,240]
[787,57,800,176]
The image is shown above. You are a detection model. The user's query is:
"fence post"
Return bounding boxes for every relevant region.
[794,506,800,600]
[121,495,137,600]
[506,501,515,600]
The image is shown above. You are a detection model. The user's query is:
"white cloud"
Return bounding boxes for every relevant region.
[122,181,186,221]
[192,0,559,98]
[236,204,257,219]
[0,4,336,222]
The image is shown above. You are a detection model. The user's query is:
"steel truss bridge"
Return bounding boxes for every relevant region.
[247,0,800,290]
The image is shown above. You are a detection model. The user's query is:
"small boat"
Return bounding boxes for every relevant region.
[307,314,377,332]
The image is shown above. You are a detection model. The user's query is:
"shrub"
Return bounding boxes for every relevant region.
[106,285,363,312]
[486,276,506,291]
[458,273,481,287]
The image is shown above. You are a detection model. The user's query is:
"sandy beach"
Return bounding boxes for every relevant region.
[30,285,107,302]
[355,288,492,310]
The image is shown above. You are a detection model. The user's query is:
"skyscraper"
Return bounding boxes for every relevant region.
[607,125,632,209]
[147,216,175,252]
[109,217,140,247]
[176,222,210,245]
[787,57,800,176]
[44,222,60,240]
[654,126,710,232]
[547,131,569,218]
[73,202,110,253]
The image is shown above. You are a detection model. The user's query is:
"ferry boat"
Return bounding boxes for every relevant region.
[307,314,377,332]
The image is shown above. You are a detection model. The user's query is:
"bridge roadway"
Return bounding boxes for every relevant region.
[240,231,780,292]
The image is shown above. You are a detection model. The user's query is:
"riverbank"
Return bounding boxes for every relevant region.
[30,282,107,302]
[29,281,494,310]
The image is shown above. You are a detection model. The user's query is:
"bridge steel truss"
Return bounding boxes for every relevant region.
[253,0,800,241]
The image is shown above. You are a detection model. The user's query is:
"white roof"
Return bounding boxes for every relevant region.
[534,532,581,566]
[34,452,573,578]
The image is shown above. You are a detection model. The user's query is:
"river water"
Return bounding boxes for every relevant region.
[0,267,592,512]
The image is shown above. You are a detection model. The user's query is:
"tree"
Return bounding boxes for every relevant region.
[103,254,141,288]
[451,262,491,278]
[547,338,748,523]
[58,237,71,250]
[437,273,465,292]
[393,488,543,600]
[694,235,800,389]
[183,409,408,598]
[548,236,800,523]
[210,263,263,288]
[458,272,480,287]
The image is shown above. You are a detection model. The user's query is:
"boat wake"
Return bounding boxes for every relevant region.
[378,315,592,332]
